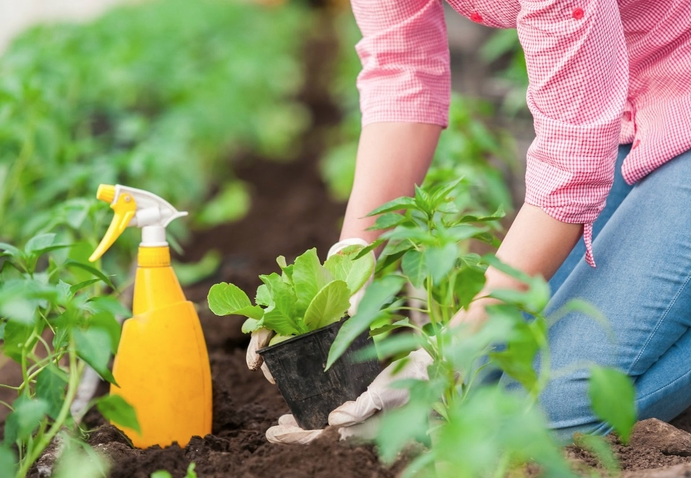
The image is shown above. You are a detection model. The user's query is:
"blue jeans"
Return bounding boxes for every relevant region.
[535,144,691,443]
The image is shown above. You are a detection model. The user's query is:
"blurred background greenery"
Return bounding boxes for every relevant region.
[0,0,531,281]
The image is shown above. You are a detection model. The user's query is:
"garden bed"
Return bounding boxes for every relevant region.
[7,4,691,477]
[63,148,691,478]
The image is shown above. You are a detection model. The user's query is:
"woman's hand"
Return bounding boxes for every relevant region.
[452,203,583,327]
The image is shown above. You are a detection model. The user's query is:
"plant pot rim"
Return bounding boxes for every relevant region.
[256,317,348,356]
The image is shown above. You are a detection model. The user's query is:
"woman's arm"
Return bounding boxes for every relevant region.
[451,204,582,327]
[340,122,442,243]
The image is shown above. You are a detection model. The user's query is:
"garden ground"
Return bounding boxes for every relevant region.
[4,4,691,477]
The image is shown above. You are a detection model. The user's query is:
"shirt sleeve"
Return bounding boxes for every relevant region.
[518,0,628,266]
[351,0,451,127]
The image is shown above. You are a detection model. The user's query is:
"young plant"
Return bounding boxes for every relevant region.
[0,233,139,478]
[327,180,636,477]
[207,247,374,345]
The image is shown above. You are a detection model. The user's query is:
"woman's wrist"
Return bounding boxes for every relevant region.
[340,122,442,242]
[451,203,582,327]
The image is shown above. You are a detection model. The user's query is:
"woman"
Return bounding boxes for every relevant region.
[251,0,691,443]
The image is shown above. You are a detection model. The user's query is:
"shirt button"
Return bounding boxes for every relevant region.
[470,12,483,23]
[572,7,584,19]
[633,139,641,149]
[623,111,632,121]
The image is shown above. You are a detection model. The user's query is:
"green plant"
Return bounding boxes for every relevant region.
[207,246,374,345]
[0,233,140,478]
[480,29,529,116]
[326,180,636,477]
[0,0,312,278]
[151,463,197,478]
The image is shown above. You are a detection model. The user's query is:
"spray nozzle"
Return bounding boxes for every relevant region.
[89,184,187,263]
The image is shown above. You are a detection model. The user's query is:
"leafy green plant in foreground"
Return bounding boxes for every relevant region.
[327,180,636,477]
[207,246,375,345]
[0,234,139,478]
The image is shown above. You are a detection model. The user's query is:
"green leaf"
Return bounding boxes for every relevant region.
[4,397,50,445]
[74,327,117,384]
[401,250,427,288]
[292,249,334,317]
[303,280,351,330]
[151,472,173,478]
[0,243,21,259]
[367,196,418,216]
[0,447,17,476]
[413,184,432,214]
[255,284,271,307]
[86,296,131,318]
[207,282,263,319]
[367,212,408,231]
[89,311,122,354]
[196,181,250,227]
[25,233,56,254]
[241,318,262,333]
[0,295,37,325]
[489,321,540,395]
[64,260,116,290]
[588,366,636,444]
[260,274,301,336]
[69,279,101,295]
[327,275,406,370]
[1,321,33,362]
[324,245,374,295]
[36,364,68,419]
[97,394,141,435]
[377,399,431,463]
[356,333,423,362]
[185,463,198,478]
[454,265,486,310]
[173,250,221,286]
[424,243,458,284]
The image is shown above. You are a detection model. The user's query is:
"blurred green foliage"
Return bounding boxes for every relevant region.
[0,0,312,276]
[480,29,528,115]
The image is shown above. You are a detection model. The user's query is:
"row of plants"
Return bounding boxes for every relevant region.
[210,176,637,477]
[0,0,316,475]
[0,0,313,280]
[0,232,140,478]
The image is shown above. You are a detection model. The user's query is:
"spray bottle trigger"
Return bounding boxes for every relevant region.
[89,192,138,262]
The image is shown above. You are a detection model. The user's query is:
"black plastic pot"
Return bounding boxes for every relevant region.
[257,319,381,430]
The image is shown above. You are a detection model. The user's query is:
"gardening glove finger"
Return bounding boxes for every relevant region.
[328,349,433,427]
[246,328,274,372]
[327,238,373,316]
[265,414,324,445]
[337,413,382,441]
[260,361,275,385]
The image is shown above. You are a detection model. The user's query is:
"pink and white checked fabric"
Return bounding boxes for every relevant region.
[351,0,691,266]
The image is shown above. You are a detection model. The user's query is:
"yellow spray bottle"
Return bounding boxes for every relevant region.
[89,184,212,448]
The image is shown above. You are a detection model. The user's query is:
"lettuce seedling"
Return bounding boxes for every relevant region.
[207,246,374,345]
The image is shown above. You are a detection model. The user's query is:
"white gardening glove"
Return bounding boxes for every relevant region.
[327,238,373,316]
[246,328,276,384]
[265,348,433,444]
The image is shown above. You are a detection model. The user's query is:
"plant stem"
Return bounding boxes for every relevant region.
[15,337,82,478]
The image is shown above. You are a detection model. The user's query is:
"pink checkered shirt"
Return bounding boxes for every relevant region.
[351,0,691,266]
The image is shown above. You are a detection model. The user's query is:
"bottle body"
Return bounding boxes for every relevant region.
[110,247,212,448]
